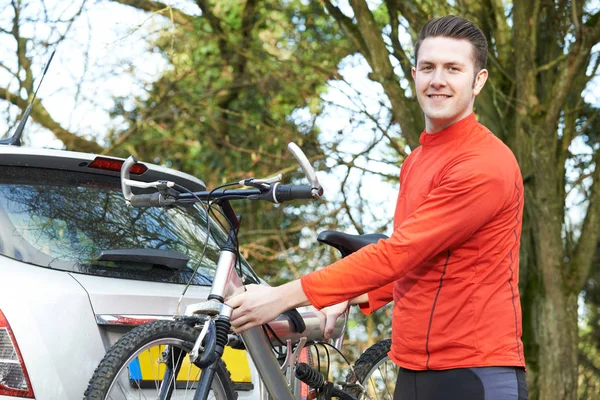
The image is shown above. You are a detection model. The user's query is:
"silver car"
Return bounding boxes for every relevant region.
[0,146,261,399]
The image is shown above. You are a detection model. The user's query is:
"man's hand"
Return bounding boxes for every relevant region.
[227,284,286,333]
[320,301,349,340]
[226,280,310,333]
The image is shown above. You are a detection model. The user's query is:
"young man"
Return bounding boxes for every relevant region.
[227,16,528,399]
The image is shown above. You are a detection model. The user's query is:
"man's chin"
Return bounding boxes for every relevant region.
[424,111,455,123]
[424,113,458,132]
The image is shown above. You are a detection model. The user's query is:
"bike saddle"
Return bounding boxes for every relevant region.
[317,230,388,258]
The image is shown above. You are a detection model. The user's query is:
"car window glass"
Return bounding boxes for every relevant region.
[0,167,259,285]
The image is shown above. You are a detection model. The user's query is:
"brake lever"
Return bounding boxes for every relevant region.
[287,142,324,199]
[122,179,176,190]
[120,156,137,203]
[239,174,282,189]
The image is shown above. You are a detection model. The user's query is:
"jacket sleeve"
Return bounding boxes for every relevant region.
[358,282,395,314]
[300,157,512,309]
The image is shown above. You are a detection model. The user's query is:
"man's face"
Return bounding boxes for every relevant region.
[412,37,488,133]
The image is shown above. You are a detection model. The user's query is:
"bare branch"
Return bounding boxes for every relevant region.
[538,9,599,134]
[110,0,194,28]
[46,0,88,46]
[391,0,428,42]
[11,1,33,94]
[536,54,568,74]
[571,0,580,33]
[573,147,600,289]
[0,62,18,80]
[340,166,365,235]
[386,2,414,85]
[346,0,422,149]
[321,0,370,62]
[0,87,103,152]
[238,207,343,240]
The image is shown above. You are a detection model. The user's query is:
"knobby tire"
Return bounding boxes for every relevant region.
[84,319,237,400]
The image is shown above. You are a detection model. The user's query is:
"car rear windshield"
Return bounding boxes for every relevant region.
[0,166,259,285]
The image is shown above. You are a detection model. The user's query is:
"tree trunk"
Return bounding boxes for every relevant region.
[521,134,579,399]
[521,205,579,400]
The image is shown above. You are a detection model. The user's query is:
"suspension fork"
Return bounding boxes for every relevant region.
[192,309,232,400]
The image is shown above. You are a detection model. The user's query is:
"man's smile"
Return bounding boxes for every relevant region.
[427,94,452,99]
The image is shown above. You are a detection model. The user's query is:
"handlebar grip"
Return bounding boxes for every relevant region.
[129,193,162,207]
[274,185,314,203]
[282,309,306,333]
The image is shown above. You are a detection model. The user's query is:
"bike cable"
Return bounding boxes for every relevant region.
[315,341,358,382]
[320,342,331,379]
[262,323,287,358]
[173,181,242,315]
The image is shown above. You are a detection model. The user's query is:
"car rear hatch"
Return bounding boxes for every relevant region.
[0,147,258,397]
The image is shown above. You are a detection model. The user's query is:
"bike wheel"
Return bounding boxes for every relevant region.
[346,339,397,400]
[84,320,237,400]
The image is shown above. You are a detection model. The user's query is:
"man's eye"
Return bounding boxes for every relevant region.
[421,66,433,71]
[449,67,460,72]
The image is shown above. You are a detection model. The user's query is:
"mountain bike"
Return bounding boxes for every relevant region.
[84,143,398,400]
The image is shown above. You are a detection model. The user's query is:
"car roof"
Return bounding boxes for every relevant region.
[0,146,206,192]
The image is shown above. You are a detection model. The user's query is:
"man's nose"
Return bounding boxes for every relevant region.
[430,69,446,87]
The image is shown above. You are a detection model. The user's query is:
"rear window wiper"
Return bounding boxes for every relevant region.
[97,249,190,270]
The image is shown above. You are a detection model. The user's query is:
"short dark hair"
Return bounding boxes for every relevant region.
[414,15,488,71]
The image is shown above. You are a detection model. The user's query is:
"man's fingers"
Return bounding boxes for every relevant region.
[232,322,255,334]
[230,306,247,322]
[323,314,338,340]
[230,309,255,329]
[225,292,246,309]
[231,315,264,333]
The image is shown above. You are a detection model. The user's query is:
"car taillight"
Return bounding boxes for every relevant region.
[0,310,34,398]
[87,157,148,174]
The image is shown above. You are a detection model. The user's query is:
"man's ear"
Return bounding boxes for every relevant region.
[473,69,488,95]
[411,66,416,81]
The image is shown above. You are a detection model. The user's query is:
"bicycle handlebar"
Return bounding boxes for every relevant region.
[120,142,324,206]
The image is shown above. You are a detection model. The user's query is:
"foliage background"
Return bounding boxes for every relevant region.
[1,0,599,398]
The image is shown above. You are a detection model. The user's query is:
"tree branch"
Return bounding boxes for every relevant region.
[571,0,580,33]
[321,0,371,62]
[543,11,599,133]
[0,87,103,152]
[584,11,600,48]
[11,1,33,94]
[346,0,421,149]
[110,0,194,27]
[195,0,228,57]
[0,61,18,80]
[572,147,600,289]
[222,0,258,103]
[489,0,511,67]
[386,2,414,84]
[391,0,429,42]
[536,53,568,74]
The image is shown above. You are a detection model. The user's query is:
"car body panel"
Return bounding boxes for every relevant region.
[0,257,105,398]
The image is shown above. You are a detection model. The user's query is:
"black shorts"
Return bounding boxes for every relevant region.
[394,366,528,400]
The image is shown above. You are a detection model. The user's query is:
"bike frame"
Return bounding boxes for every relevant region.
[182,200,348,400]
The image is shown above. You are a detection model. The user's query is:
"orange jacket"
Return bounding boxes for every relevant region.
[301,114,526,370]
